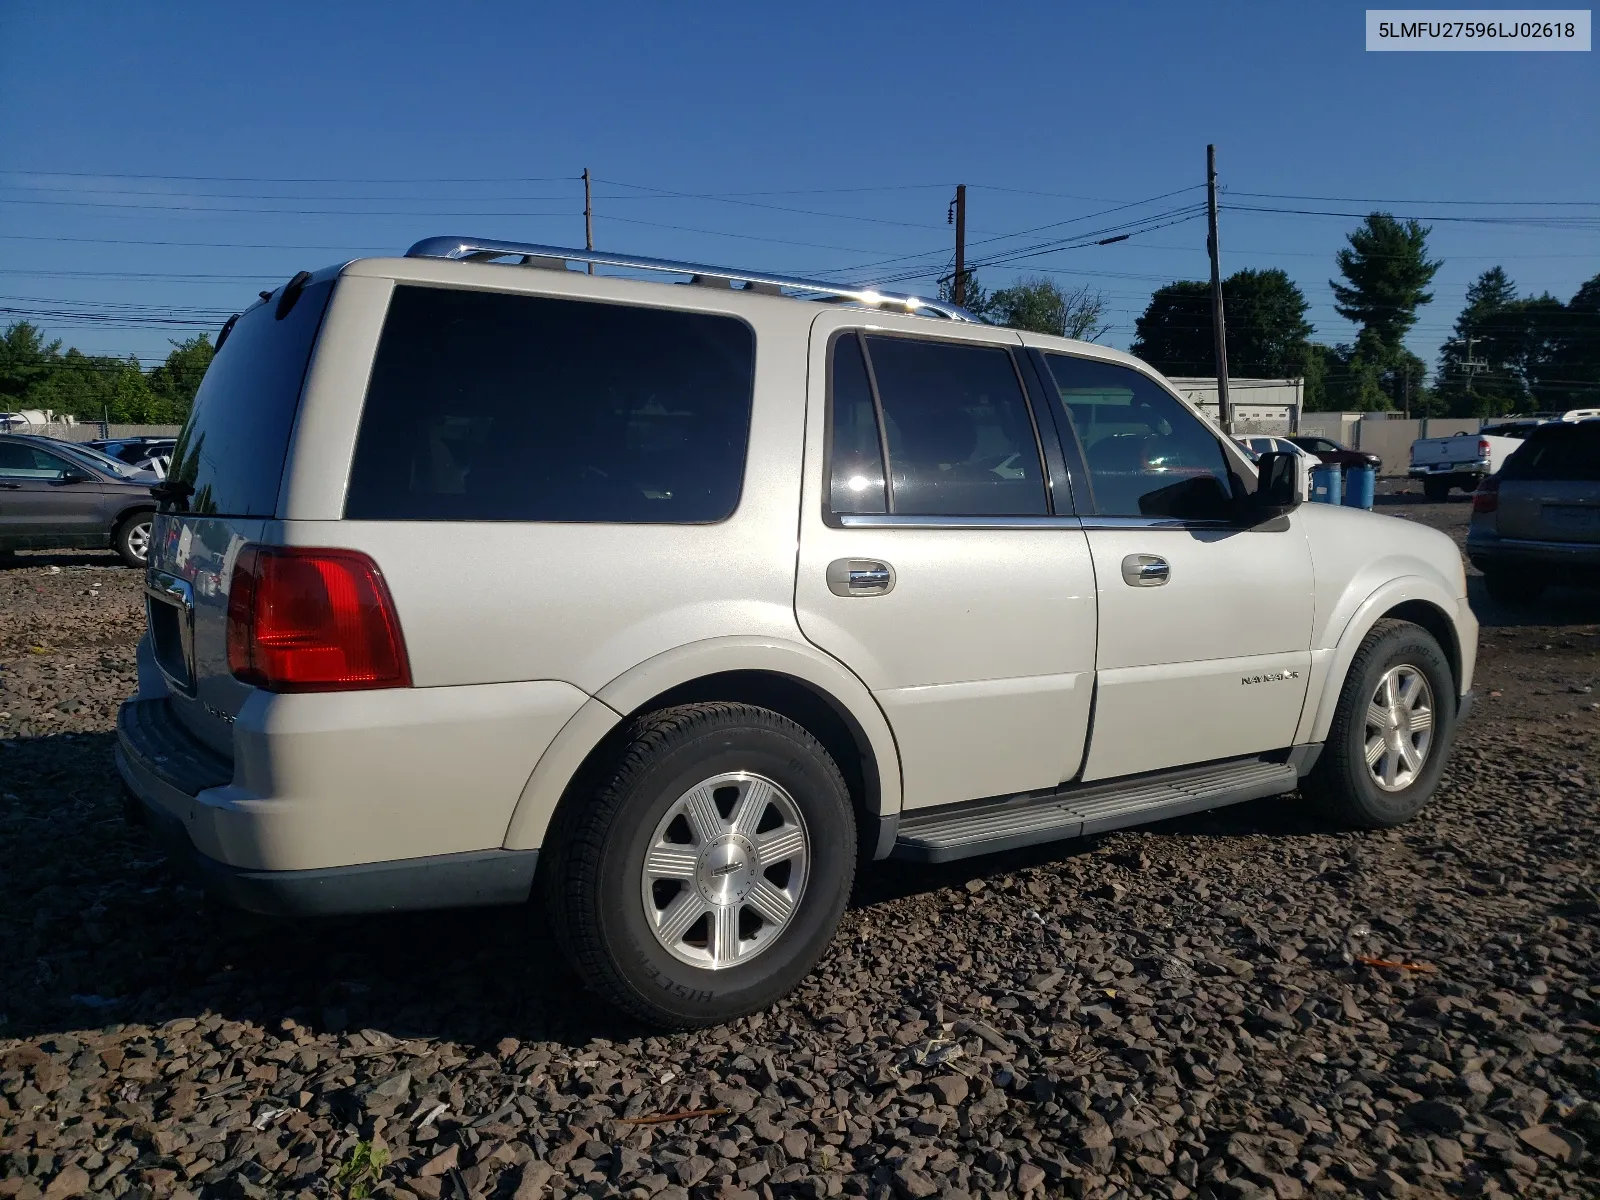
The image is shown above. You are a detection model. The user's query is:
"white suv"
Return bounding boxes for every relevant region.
[118,239,1478,1027]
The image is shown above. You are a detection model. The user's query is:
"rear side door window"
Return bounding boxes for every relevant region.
[826,333,1048,518]
[346,287,756,523]
[1040,353,1235,521]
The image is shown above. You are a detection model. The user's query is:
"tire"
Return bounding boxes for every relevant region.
[542,702,856,1027]
[1484,567,1544,605]
[1422,478,1450,502]
[1301,619,1456,829]
[113,512,154,568]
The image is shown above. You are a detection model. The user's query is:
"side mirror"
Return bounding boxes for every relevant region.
[56,468,94,484]
[1251,451,1301,520]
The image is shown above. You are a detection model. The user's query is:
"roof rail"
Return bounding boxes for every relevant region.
[404,237,982,323]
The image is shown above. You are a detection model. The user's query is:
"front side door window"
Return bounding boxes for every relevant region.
[1040,353,1235,521]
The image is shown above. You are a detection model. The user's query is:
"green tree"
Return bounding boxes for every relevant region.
[0,321,62,405]
[987,276,1110,341]
[1542,272,1600,409]
[1435,267,1526,416]
[936,269,993,319]
[148,333,213,411]
[1329,213,1441,356]
[1130,269,1312,378]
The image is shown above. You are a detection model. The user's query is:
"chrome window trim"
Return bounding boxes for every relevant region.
[838,513,1084,530]
[837,513,1244,532]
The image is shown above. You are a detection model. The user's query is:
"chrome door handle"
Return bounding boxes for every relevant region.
[1121,554,1169,586]
[826,558,895,597]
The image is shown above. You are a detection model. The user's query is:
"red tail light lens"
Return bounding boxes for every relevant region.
[1472,477,1500,514]
[226,546,411,692]
[1478,437,1492,459]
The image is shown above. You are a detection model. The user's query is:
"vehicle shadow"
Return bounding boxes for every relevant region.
[0,549,129,571]
[1,731,647,1049]
[853,790,1328,908]
[2,730,1344,1050]
[1466,575,1600,630]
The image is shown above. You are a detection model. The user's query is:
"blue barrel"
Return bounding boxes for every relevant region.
[1310,464,1342,505]
[1343,465,1376,510]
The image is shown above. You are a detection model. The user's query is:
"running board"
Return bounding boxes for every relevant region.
[892,758,1299,863]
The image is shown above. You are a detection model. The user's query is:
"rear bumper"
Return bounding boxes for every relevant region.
[1466,533,1600,573]
[116,698,538,916]
[1408,465,1481,478]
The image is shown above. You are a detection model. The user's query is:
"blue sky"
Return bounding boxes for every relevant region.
[2,1,1596,375]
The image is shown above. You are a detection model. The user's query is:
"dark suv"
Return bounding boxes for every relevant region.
[1467,420,1600,603]
[0,435,158,566]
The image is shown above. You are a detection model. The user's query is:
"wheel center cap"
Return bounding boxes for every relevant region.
[697,835,756,905]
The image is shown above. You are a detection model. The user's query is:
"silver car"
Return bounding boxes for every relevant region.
[1467,420,1600,603]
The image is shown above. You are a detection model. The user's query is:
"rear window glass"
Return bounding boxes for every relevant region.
[1501,426,1600,481]
[345,286,756,523]
[167,279,335,516]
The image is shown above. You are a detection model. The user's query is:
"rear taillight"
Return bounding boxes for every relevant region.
[226,546,410,692]
[1478,437,1492,459]
[1472,477,1500,514]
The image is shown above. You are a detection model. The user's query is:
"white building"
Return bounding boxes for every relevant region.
[1167,377,1303,434]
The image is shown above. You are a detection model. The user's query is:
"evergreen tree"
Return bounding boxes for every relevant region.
[1329,213,1442,355]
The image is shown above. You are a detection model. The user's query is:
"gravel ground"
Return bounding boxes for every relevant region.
[2,488,1597,1200]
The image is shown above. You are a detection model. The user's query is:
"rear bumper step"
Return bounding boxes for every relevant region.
[892,757,1300,863]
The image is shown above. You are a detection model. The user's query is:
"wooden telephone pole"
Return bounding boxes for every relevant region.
[1206,145,1231,432]
[950,184,967,306]
[582,168,594,274]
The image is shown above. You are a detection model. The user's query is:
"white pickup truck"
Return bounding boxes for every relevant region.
[1411,409,1600,500]
[1409,421,1541,500]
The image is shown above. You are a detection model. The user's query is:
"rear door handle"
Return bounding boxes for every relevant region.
[826,558,895,597]
[1121,554,1169,586]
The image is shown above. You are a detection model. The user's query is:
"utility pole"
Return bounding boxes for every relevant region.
[582,168,594,274]
[949,184,967,306]
[1205,145,1231,433]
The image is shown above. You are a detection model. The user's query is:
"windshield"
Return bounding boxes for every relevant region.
[42,440,142,478]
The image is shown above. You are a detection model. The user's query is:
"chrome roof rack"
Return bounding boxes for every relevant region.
[404,236,981,323]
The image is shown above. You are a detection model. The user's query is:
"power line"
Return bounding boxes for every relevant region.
[1231,190,1600,208]
[1,169,580,184]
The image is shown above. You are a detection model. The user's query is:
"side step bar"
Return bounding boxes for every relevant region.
[892,757,1300,863]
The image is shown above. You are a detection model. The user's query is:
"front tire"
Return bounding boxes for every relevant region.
[542,702,856,1027]
[113,512,153,568]
[1302,619,1455,829]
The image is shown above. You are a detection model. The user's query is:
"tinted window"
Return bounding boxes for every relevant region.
[1501,426,1600,482]
[863,336,1046,516]
[346,286,755,523]
[829,333,887,514]
[0,442,72,479]
[168,279,334,516]
[1043,354,1234,519]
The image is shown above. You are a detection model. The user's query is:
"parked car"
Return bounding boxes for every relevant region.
[1287,435,1382,473]
[91,437,177,466]
[0,434,159,566]
[116,242,1478,1027]
[1409,428,1527,501]
[1467,420,1600,603]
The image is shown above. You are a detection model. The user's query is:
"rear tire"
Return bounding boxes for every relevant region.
[113,513,153,568]
[542,702,856,1028]
[1301,619,1455,829]
[1484,567,1544,605]
[1422,478,1450,502]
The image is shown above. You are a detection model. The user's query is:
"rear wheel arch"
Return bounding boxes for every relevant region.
[501,640,901,854]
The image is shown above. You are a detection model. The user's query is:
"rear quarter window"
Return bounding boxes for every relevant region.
[344,286,756,523]
[1500,427,1600,482]
[168,279,335,516]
